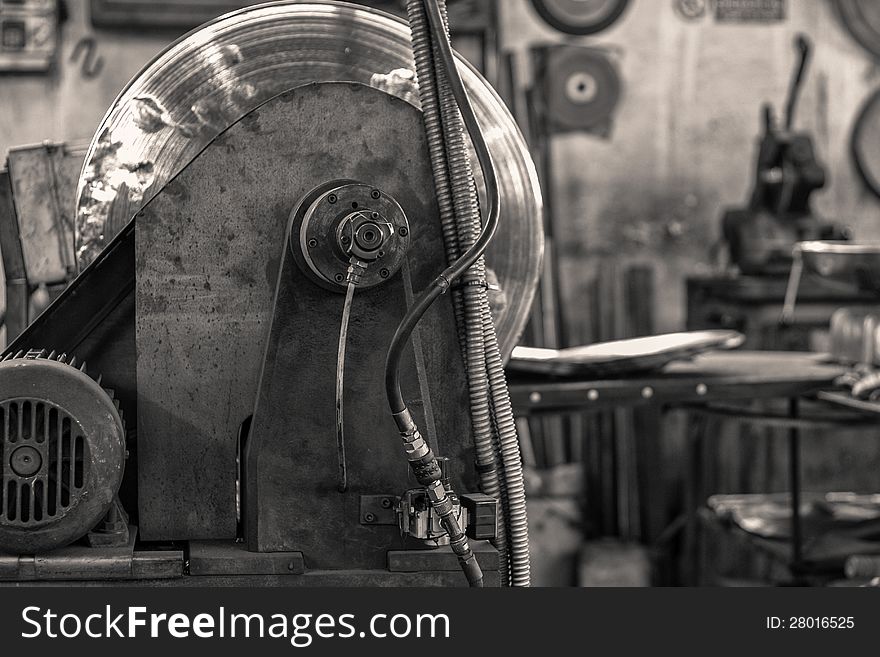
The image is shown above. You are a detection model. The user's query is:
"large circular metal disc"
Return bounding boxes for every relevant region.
[835,0,880,61]
[852,88,880,200]
[529,0,629,35]
[75,0,543,359]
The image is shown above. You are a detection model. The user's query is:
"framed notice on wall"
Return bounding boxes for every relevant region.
[89,0,495,33]
[715,0,786,22]
[89,0,258,29]
[0,0,59,72]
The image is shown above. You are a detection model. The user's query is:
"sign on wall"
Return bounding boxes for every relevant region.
[715,0,786,23]
[0,0,58,73]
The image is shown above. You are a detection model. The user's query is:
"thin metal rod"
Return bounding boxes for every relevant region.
[780,248,802,326]
[788,397,803,571]
[335,277,357,493]
[784,35,811,131]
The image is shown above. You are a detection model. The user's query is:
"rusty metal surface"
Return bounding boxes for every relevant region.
[387,541,498,572]
[0,568,498,587]
[243,86,472,566]
[6,142,86,286]
[0,529,183,581]
[76,0,542,359]
[0,170,28,341]
[359,495,399,526]
[136,82,472,543]
[188,541,305,576]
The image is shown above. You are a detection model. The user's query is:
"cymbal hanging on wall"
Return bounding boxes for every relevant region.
[834,0,880,61]
[529,0,630,35]
[852,87,880,199]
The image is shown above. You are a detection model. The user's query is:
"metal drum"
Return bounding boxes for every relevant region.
[74,0,543,359]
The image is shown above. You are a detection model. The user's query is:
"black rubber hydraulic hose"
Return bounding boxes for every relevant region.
[384,0,502,589]
[424,0,511,581]
[397,0,529,587]
[384,0,501,416]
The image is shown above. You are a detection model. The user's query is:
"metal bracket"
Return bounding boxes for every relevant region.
[0,527,183,581]
[188,541,305,576]
[86,496,130,548]
[359,495,398,526]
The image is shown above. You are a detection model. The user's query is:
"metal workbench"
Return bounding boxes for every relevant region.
[508,351,847,414]
[508,350,872,584]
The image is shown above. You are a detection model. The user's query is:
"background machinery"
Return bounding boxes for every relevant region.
[721,34,848,276]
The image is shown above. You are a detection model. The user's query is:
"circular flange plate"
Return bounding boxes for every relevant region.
[530,0,630,35]
[292,181,411,291]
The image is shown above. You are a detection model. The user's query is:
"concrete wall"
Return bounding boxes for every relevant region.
[499,0,880,335]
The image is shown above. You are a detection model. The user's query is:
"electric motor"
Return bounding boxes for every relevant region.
[0,351,126,554]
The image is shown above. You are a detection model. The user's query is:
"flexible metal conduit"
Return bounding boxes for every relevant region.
[405,0,508,583]
[430,2,517,583]
[481,306,530,586]
[425,0,530,587]
[426,0,530,587]
[405,0,530,586]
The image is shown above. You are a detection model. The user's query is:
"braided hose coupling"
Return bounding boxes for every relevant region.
[393,408,484,587]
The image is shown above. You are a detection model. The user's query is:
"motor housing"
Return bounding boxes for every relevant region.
[0,351,126,554]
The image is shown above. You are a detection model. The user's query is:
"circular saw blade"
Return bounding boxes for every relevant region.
[75,0,543,360]
[529,0,629,35]
[835,0,880,61]
[852,87,880,200]
[541,46,621,133]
